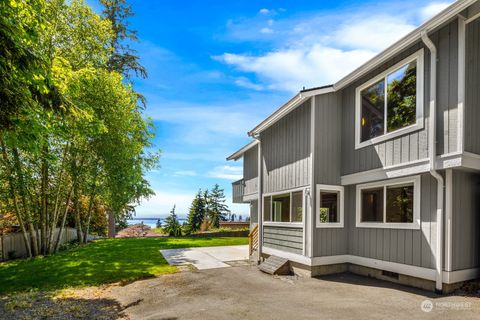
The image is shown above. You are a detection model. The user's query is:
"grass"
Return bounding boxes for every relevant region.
[0,237,248,295]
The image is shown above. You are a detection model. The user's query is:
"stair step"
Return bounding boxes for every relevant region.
[258,255,290,275]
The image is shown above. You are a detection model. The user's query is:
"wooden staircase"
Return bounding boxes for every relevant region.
[258,255,291,275]
[248,224,259,256]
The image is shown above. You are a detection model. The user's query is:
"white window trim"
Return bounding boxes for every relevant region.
[262,187,306,225]
[355,49,425,150]
[355,175,421,230]
[316,184,344,228]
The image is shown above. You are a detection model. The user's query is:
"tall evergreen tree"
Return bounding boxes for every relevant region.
[100,0,147,80]
[184,190,206,234]
[208,184,231,228]
[163,205,182,237]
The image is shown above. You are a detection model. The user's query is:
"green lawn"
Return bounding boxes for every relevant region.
[0,237,248,294]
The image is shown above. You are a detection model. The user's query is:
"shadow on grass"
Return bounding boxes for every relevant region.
[0,237,247,294]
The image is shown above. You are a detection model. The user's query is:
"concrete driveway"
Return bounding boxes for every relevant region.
[160,245,249,270]
[107,265,479,320]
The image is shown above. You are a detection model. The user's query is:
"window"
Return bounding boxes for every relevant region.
[356,176,420,229]
[316,185,344,228]
[355,49,424,149]
[272,194,290,222]
[291,191,303,222]
[263,189,304,224]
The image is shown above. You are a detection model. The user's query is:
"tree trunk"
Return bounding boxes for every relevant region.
[48,143,69,253]
[40,145,48,255]
[108,211,115,238]
[54,183,74,252]
[0,136,32,257]
[73,185,84,244]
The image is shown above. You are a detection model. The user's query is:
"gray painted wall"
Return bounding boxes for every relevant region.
[314,93,342,185]
[341,19,460,176]
[244,145,259,196]
[465,18,480,153]
[312,92,348,256]
[261,100,311,194]
[263,226,303,254]
[344,173,437,269]
[451,169,480,271]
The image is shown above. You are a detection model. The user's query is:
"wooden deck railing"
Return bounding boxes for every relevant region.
[248,224,259,256]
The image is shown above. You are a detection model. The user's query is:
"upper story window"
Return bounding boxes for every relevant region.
[263,189,304,224]
[355,49,424,149]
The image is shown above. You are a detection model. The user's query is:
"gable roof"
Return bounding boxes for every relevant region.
[246,0,477,137]
[226,140,259,161]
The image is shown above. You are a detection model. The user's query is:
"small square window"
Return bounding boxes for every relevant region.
[319,191,339,223]
[316,185,344,228]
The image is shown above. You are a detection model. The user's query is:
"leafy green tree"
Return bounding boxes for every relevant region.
[163,205,182,237]
[0,0,159,256]
[207,184,231,228]
[184,190,207,234]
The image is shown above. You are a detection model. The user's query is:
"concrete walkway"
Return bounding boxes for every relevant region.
[160,245,249,270]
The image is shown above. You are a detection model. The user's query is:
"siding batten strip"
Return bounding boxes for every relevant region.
[307,97,315,258]
[458,16,466,153]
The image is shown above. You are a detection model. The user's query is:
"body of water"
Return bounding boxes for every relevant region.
[127,218,186,229]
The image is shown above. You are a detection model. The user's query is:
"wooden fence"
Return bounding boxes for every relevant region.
[0,228,94,261]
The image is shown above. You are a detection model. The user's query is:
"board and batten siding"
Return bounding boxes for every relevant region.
[312,92,348,256]
[465,18,480,154]
[243,145,258,196]
[340,19,460,176]
[263,226,303,254]
[344,173,437,269]
[261,100,311,194]
[451,170,480,271]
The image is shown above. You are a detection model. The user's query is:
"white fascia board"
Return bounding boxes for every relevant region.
[334,0,478,91]
[248,86,334,137]
[226,140,259,161]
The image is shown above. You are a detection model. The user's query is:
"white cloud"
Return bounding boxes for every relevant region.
[332,16,416,51]
[419,2,451,22]
[174,170,197,176]
[216,1,451,92]
[260,27,274,34]
[234,77,264,91]
[208,165,243,180]
[259,8,270,15]
[216,46,374,92]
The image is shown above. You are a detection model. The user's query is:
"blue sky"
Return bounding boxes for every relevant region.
[91,0,453,218]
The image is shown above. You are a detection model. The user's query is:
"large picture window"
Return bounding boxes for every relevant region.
[355,49,424,149]
[263,189,304,224]
[316,185,344,228]
[356,176,421,229]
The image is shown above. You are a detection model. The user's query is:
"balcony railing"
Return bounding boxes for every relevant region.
[232,179,245,203]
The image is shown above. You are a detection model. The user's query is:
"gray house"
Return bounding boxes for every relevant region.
[227,0,480,293]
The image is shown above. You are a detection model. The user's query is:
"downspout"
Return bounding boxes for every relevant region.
[254,134,263,263]
[421,31,445,293]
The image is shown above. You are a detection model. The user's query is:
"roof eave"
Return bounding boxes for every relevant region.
[248,85,334,137]
[226,140,259,161]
